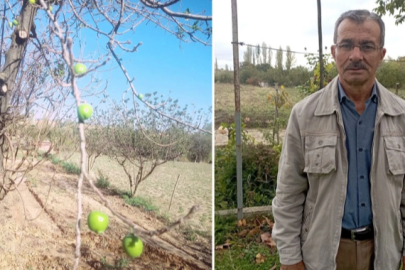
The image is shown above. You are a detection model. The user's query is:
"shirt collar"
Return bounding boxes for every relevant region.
[338,80,378,104]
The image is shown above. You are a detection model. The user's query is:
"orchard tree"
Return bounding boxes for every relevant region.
[285,45,295,72]
[0,0,211,269]
[262,42,267,65]
[276,46,283,71]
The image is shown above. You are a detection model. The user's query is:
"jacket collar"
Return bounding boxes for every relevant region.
[314,76,405,116]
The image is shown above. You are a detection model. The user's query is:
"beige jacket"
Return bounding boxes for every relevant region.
[272,76,405,270]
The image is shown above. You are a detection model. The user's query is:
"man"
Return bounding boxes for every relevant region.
[272,9,405,270]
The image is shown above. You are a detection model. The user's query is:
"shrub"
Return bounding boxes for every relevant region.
[60,161,81,175]
[96,170,110,189]
[215,123,281,210]
[122,195,159,212]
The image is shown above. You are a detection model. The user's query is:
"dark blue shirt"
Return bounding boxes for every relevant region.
[338,80,378,230]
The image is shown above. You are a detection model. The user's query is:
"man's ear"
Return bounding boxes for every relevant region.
[331,45,336,61]
[379,48,386,64]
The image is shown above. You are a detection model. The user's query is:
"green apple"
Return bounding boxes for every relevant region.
[87,211,109,233]
[77,103,93,121]
[9,22,12,28]
[49,5,53,11]
[12,20,18,26]
[122,234,144,257]
[74,63,87,75]
[29,0,35,4]
[138,94,143,100]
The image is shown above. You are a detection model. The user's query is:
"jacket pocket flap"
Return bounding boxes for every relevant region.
[305,135,337,150]
[384,136,405,151]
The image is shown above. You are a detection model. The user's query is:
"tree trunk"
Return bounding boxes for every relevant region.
[0,2,38,200]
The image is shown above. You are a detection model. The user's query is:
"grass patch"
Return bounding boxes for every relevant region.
[100,256,129,269]
[60,161,81,175]
[96,170,110,189]
[122,195,159,213]
[42,153,81,175]
[215,214,280,270]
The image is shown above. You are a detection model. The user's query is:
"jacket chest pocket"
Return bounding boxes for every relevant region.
[384,136,405,175]
[304,135,337,174]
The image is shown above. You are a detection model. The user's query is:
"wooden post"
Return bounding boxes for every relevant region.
[317,0,324,89]
[273,83,279,145]
[231,0,243,221]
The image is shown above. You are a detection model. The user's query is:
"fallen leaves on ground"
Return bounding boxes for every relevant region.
[255,253,266,264]
[260,232,277,248]
[215,240,232,250]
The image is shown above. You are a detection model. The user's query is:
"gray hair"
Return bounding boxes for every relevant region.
[333,10,385,47]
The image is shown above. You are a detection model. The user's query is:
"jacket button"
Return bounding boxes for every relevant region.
[305,228,309,232]
[318,140,323,145]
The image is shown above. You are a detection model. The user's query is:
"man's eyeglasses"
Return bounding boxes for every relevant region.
[334,43,382,53]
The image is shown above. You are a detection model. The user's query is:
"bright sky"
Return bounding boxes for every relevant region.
[72,0,212,118]
[214,0,405,69]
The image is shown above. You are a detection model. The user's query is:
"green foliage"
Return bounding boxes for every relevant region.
[96,170,110,189]
[215,123,280,210]
[50,154,60,165]
[374,0,405,25]
[43,153,81,175]
[376,58,405,88]
[215,69,233,84]
[297,54,338,96]
[60,161,81,175]
[239,61,311,87]
[122,195,159,212]
[187,129,212,162]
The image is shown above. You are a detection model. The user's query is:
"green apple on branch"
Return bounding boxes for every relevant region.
[77,103,93,121]
[87,211,109,234]
[74,63,87,75]
[122,234,144,257]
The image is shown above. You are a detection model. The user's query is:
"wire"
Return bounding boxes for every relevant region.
[232,41,405,62]
[232,41,321,55]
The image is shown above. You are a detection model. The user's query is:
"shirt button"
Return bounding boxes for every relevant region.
[361,203,366,207]
[359,121,362,125]
[359,148,363,152]
[360,175,364,179]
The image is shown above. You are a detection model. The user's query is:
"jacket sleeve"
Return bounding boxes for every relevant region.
[272,105,308,265]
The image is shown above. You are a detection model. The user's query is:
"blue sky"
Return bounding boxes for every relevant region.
[73,1,213,120]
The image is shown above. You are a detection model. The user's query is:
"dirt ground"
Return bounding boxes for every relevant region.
[0,161,211,270]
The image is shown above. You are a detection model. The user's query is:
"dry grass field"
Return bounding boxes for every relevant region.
[66,153,212,236]
[0,153,212,270]
[215,83,302,144]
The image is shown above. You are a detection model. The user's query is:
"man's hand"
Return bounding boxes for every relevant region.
[281,261,305,270]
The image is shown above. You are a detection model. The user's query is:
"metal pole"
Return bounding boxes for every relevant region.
[317,0,324,89]
[231,0,243,220]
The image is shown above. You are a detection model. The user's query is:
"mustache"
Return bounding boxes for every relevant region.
[344,62,367,70]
